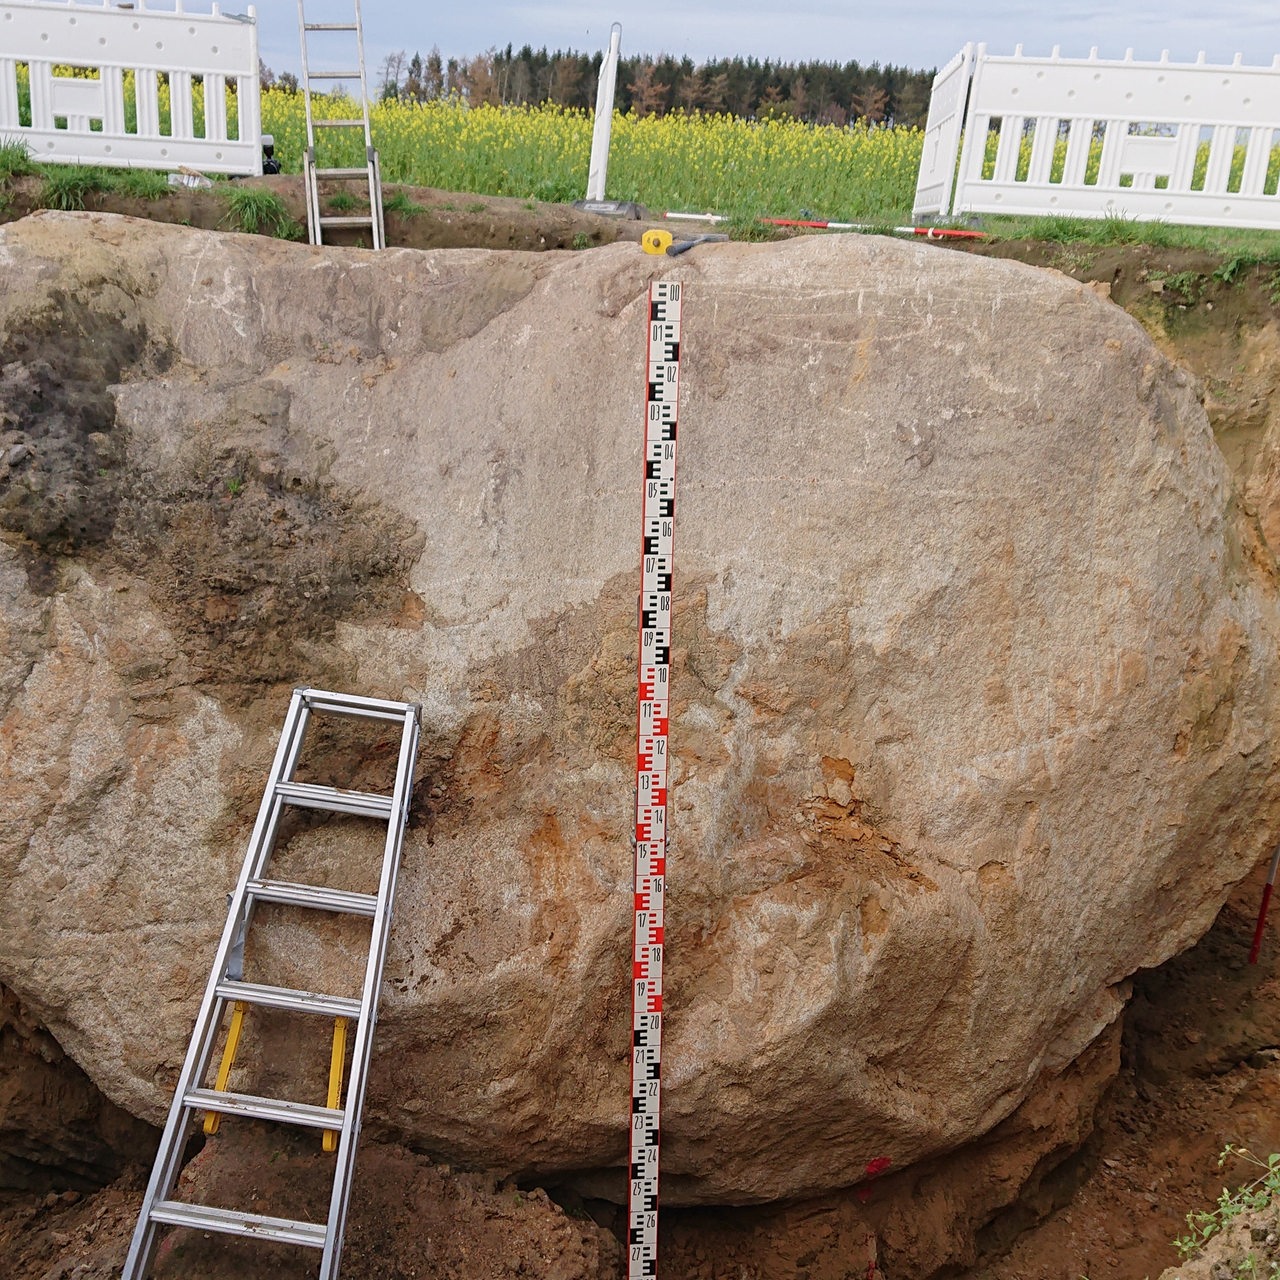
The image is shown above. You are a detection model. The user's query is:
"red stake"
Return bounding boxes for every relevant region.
[1249,846,1280,964]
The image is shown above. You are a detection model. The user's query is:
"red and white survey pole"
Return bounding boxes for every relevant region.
[1249,845,1280,964]
[663,210,989,240]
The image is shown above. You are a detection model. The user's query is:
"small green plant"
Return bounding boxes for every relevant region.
[326,190,357,213]
[0,139,36,181]
[1164,269,1206,301]
[219,185,303,240]
[1213,252,1258,285]
[38,164,109,211]
[1174,1147,1280,1259]
[383,189,425,217]
[112,168,171,200]
[466,200,487,213]
[571,231,592,250]
[225,476,244,497]
[725,212,779,242]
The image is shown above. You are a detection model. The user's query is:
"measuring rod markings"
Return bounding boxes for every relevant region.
[629,279,681,1280]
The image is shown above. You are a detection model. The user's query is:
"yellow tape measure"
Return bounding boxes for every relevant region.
[641,229,673,256]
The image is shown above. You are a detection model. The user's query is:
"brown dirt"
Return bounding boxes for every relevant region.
[969,862,1280,1280]
[5,198,1280,1278]
[0,987,156,1195]
[0,174,650,253]
[0,1127,622,1279]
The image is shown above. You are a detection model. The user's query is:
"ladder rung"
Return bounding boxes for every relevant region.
[299,688,419,722]
[313,119,366,128]
[305,21,358,30]
[247,878,378,916]
[215,979,362,1020]
[320,215,375,228]
[149,1200,327,1248]
[185,1086,345,1131]
[307,71,362,80]
[274,781,393,818]
[316,167,371,178]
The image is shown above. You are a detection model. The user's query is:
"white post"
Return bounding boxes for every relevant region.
[585,22,621,201]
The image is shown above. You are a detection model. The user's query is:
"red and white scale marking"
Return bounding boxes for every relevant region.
[628,279,682,1279]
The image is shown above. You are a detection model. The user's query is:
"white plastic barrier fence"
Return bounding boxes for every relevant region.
[914,43,1280,230]
[913,43,974,220]
[0,0,262,174]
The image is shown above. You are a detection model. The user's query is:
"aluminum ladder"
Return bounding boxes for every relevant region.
[123,686,421,1279]
[297,0,386,249]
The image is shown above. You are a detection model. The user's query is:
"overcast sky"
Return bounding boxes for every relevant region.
[258,2,1280,81]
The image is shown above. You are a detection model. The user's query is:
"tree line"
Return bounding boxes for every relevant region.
[263,47,936,127]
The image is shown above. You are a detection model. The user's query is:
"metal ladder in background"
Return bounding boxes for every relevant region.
[297,0,386,249]
[123,687,421,1280]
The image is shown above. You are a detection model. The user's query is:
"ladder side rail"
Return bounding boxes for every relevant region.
[297,1,321,244]
[123,690,312,1280]
[353,0,384,249]
[305,145,322,244]
[353,0,374,151]
[368,148,385,250]
[318,708,420,1279]
[297,0,317,152]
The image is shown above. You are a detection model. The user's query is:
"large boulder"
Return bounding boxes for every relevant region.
[1,212,1277,1208]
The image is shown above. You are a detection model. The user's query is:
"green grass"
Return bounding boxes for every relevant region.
[0,139,36,181]
[219,185,303,240]
[38,164,111,210]
[724,211,782,242]
[112,168,172,199]
[383,189,425,217]
[6,156,168,205]
[326,191,357,213]
[974,211,1280,257]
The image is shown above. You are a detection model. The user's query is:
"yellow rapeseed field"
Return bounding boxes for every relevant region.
[263,92,924,220]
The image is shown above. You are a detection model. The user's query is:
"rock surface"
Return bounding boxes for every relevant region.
[1,212,1278,1211]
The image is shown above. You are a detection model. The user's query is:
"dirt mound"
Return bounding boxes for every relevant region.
[0,1130,621,1280]
[0,174,644,254]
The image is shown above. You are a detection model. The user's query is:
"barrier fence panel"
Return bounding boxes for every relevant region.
[915,44,1280,230]
[0,0,262,174]
[912,43,975,220]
